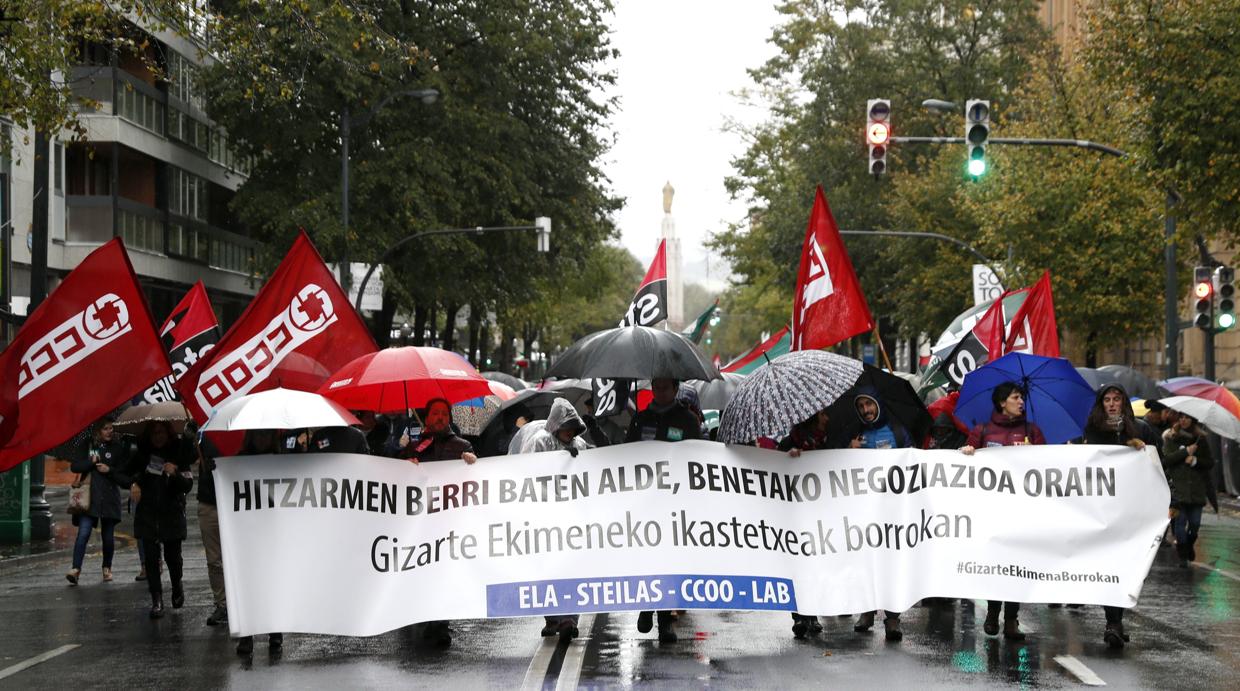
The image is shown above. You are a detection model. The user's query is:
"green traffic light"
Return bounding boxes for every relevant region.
[967,158,987,177]
[1219,313,1236,330]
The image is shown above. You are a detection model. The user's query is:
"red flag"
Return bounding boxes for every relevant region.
[176,231,378,423]
[619,239,668,328]
[791,187,874,350]
[0,239,172,472]
[136,281,221,403]
[1003,271,1059,357]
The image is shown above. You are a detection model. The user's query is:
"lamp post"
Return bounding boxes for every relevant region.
[340,88,439,294]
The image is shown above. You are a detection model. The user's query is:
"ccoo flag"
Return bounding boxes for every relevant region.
[175,231,378,423]
[0,239,172,472]
[790,187,874,351]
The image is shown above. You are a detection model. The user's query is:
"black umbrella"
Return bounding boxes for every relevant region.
[690,372,748,411]
[825,364,934,446]
[475,381,633,455]
[544,326,720,382]
[1095,364,1169,400]
[481,371,529,391]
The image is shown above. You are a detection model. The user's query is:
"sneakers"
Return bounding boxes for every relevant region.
[102,568,113,582]
[853,611,875,632]
[884,617,903,642]
[983,609,1000,636]
[66,569,80,586]
[636,611,654,634]
[206,606,229,626]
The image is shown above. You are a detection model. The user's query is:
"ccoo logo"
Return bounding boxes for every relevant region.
[18,294,132,399]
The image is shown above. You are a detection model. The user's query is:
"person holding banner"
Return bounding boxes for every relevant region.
[960,381,1046,640]
[124,421,193,619]
[1162,412,1214,569]
[625,378,701,643]
[232,429,286,656]
[66,419,131,586]
[1072,384,1147,649]
[522,398,594,640]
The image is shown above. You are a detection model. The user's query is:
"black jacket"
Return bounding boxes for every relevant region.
[310,426,371,455]
[1162,426,1215,507]
[69,438,131,522]
[625,403,703,443]
[125,437,194,541]
[196,436,220,506]
[399,432,474,463]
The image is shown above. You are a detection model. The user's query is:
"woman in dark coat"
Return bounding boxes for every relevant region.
[961,381,1046,641]
[1162,411,1214,569]
[124,420,193,618]
[1073,384,1148,649]
[66,419,131,585]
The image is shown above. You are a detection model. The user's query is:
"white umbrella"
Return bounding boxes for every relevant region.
[202,387,360,432]
[1159,395,1240,441]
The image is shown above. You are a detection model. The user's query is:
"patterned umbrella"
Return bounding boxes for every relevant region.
[718,351,864,444]
[113,401,192,435]
[452,395,504,436]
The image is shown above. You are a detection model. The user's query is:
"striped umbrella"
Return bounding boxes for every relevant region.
[718,351,864,444]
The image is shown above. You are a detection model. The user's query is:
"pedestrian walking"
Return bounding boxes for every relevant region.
[961,381,1046,640]
[65,419,131,585]
[196,434,227,627]
[625,377,700,644]
[232,428,285,656]
[522,398,593,641]
[124,420,193,619]
[1162,412,1214,568]
[1071,384,1147,649]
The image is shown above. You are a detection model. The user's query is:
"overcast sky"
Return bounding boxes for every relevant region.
[602,1,784,288]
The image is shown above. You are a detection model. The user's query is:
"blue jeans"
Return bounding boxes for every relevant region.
[1173,503,1205,560]
[72,515,118,570]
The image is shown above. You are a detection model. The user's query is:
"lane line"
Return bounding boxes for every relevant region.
[1195,562,1240,583]
[0,645,81,681]
[521,630,561,691]
[554,614,596,691]
[1053,655,1106,687]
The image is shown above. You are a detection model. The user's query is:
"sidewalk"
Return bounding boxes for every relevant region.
[0,485,150,574]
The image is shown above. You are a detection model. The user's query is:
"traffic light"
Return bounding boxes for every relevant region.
[1216,266,1236,330]
[965,99,990,178]
[1194,266,1214,330]
[866,99,891,176]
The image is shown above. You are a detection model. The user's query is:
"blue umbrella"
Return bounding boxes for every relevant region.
[956,352,1095,444]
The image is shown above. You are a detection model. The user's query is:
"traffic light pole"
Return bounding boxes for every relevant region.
[889,134,1180,378]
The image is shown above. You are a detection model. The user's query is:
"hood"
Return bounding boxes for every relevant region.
[1093,384,1134,415]
[545,398,586,437]
[853,390,888,429]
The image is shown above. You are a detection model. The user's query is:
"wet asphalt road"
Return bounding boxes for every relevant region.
[2,499,1239,689]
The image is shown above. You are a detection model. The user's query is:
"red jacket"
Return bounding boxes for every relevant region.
[966,411,1047,448]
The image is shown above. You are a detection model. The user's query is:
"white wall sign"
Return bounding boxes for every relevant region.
[973,265,1004,306]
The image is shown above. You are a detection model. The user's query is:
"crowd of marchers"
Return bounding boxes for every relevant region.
[61,376,1207,656]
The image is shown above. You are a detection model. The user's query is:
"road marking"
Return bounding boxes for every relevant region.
[521,630,561,691]
[0,645,81,681]
[1053,655,1106,686]
[1195,562,1240,583]
[555,614,595,691]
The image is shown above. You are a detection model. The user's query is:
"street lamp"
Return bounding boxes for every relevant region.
[921,98,958,114]
[340,87,440,293]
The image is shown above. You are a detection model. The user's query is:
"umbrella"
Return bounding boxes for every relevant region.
[1076,365,1169,400]
[690,372,748,412]
[544,326,720,382]
[1157,395,1240,441]
[113,401,191,435]
[482,371,529,391]
[487,381,518,401]
[452,395,504,436]
[202,388,360,432]
[318,347,492,413]
[956,352,1095,444]
[718,350,865,444]
[1158,376,1240,421]
[825,365,935,445]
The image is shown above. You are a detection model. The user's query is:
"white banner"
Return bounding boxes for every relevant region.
[215,441,1169,637]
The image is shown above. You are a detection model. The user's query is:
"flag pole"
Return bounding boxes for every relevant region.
[873,323,895,372]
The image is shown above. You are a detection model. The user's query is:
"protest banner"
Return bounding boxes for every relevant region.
[214,441,1169,637]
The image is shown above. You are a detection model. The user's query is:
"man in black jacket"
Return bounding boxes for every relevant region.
[625,378,700,644]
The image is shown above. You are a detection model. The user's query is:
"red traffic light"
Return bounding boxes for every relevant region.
[867,122,890,146]
[1195,281,1214,299]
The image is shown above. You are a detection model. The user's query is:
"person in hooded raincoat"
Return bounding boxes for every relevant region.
[521,398,593,640]
[851,391,910,642]
[1162,411,1214,569]
[1070,384,1149,649]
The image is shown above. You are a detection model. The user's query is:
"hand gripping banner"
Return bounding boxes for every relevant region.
[215,441,1169,637]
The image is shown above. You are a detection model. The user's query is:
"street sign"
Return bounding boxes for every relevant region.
[333,263,383,312]
[972,264,1003,305]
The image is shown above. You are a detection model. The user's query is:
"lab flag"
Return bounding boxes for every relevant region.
[791,187,873,350]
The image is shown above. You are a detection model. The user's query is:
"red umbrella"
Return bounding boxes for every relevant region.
[318,347,492,413]
[488,381,518,401]
[1159,376,1240,420]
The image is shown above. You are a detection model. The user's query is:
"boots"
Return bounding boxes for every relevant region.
[171,581,185,609]
[636,611,654,633]
[657,611,677,643]
[853,611,875,632]
[791,614,808,639]
[1003,618,1025,641]
[149,594,164,619]
[269,633,284,651]
[884,616,903,642]
[1104,623,1126,649]
[983,609,1000,636]
[236,636,254,655]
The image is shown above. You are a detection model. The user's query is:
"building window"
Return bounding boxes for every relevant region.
[116,82,165,135]
[54,144,64,194]
[168,166,208,222]
[119,208,164,253]
[166,51,202,108]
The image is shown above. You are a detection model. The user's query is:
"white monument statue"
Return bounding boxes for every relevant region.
[661,181,684,329]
